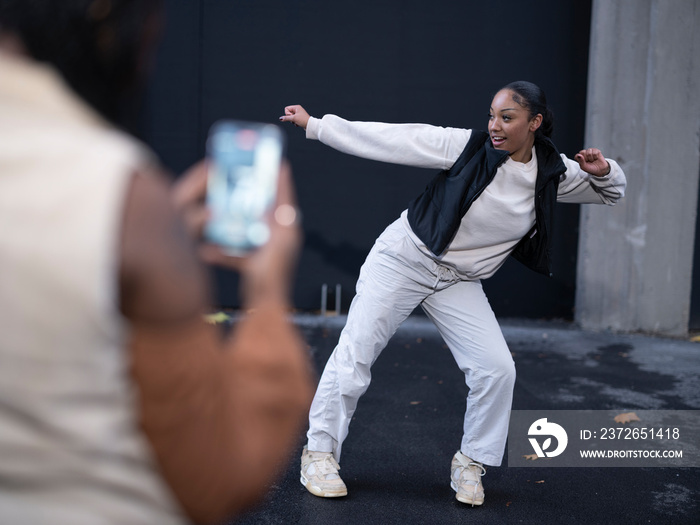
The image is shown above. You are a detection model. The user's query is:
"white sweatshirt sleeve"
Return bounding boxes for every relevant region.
[305,114,472,170]
[556,154,627,205]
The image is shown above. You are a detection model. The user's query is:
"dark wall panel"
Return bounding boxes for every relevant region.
[142,0,593,319]
[691,165,700,330]
[141,1,203,173]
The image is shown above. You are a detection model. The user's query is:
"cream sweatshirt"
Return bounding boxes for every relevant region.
[0,51,187,524]
[306,114,626,280]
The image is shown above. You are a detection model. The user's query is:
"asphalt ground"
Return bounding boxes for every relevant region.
[226,314,700,525]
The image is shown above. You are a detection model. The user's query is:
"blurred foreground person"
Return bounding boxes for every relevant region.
[0,1,312,523]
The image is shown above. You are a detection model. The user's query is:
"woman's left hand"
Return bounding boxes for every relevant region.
[574,148,611,177]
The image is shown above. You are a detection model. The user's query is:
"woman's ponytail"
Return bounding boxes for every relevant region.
[502,81,554,138]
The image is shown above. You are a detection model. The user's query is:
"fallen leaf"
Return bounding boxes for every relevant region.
[523,454,539,461]
[506,501,512,507]
[203,312,231,324]
[416,338,423,343]
[410,401,421,405]
[614,412,641,424]
[535,480,545,484]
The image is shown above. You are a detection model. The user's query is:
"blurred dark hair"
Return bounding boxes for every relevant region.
[502,81,554,138]
[0,0,162,125]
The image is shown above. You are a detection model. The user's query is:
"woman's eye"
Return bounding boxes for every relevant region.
[488,113,493,119]
[502,115,511,121]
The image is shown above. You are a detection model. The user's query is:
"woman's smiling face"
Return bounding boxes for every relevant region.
[488,89,542,163]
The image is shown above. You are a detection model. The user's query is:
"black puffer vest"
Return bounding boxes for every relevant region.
[406,131,567,277]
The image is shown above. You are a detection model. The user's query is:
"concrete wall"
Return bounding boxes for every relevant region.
[576,0,700,336]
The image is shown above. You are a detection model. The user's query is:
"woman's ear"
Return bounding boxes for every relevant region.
[529,113,543,133]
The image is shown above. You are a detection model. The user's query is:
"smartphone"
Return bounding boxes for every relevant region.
[205,120,285,255]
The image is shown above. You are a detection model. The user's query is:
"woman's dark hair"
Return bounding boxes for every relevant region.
[502,81,554,138]
[0,0,162,125]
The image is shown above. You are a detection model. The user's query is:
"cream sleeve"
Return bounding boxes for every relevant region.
[306,114,472,171]
[556,155,627,205]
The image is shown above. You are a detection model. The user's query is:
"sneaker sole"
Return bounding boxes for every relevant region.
[300,474,348,498]
[450,480,484,506]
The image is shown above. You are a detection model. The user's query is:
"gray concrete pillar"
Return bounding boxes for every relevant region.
[575,0,700,336]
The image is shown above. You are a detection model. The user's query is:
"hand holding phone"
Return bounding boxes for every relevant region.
[172,153,301,308]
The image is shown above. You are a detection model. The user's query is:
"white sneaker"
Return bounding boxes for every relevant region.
[450,451,486,506]
[300,446,348,498]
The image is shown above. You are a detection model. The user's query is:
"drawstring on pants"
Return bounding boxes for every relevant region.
[433,265,458,290]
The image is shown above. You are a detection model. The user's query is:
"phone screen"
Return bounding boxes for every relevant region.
[205,121,284,254]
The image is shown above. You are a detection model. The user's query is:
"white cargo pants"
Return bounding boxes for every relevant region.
[306,219,516,466]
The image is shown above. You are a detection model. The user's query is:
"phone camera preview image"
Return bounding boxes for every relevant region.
[205,121,284,255]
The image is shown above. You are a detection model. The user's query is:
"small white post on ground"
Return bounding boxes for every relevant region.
[320,283,328,316]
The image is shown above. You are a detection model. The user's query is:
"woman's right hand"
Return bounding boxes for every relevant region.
[280,105,311,130]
